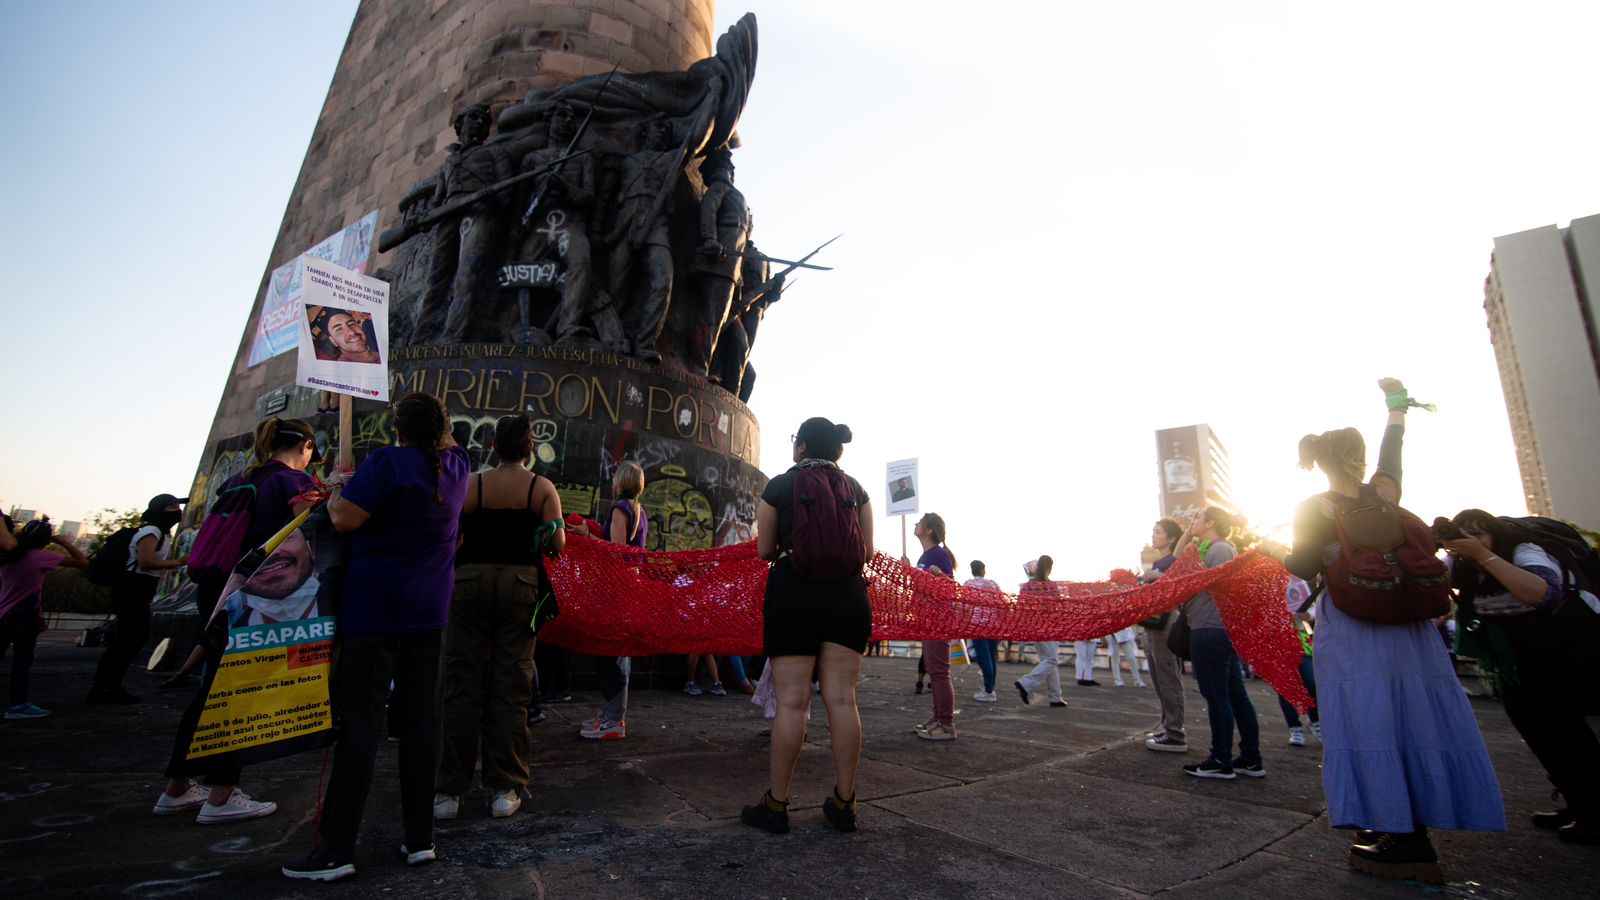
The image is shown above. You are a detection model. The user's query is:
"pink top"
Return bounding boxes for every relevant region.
[0,549,66,618]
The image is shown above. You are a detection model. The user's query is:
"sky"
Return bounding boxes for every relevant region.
[3,1,1597,583]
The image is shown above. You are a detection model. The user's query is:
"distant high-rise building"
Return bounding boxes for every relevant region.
[58,520,83,541]
[1154,424,1233,521]
[1483,215,1600,528]
[8,507,37,524]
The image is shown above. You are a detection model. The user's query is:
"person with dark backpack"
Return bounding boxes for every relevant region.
[1441,509,1600,845]
[741,417,873,835]
[151,417,318,825]
[87,494,189,704]
[1284,378,1504,884]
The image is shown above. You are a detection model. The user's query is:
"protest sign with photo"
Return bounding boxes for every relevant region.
[295,257,390,400]
[886,458,919,517]
[187,511,344,764]
[248,211,378,367]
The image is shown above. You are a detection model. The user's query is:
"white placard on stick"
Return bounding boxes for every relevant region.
[295,257,390,401]
[885,458,919,517]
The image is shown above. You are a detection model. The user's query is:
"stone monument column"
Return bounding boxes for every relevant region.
[192,0,768,559]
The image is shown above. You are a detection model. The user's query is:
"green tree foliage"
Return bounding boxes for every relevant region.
[86,507,142,554]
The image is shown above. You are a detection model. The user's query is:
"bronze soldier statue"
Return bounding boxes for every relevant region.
[603,114,681,363]
[686,148,748,376]
[514,99,614,349]
[711,231,782,403]
[415,104,534,345]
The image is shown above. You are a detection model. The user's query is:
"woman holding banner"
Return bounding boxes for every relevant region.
[152,417,319,824]
[436,414,563,820]
[284,392,470,882]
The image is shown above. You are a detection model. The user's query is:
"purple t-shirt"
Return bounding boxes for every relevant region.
[339,445,470,635]
[917,546,955,579]
[219,461,316,550]
[0,550,65,618]
[610,501,649,548]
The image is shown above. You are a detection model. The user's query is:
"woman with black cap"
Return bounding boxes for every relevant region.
[87,493,189,704]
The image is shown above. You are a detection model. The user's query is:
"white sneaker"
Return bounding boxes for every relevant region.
[490,789,522,818]
[400,844,436,865]
[972,690,998,702]
[1134,681,1147,688]
[195,789,277,824]
[1311,721,1322,742]
[432,792,460,820]
[1288,726,1306,747]
[152,781,209,816]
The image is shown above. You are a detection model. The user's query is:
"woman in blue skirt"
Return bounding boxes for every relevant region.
[1284,377,1504,884]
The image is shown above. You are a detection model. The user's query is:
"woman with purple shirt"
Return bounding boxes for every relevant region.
[576,461,648,741]
[912,513,959,741]
[283,392,470,883]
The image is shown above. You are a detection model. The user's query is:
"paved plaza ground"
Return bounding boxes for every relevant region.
[2,633,1597,898]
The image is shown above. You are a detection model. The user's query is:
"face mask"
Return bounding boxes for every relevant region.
[149,509,182,530]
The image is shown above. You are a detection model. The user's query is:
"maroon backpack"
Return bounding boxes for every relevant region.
[1323,490,1452,624]
[788,465,867,581]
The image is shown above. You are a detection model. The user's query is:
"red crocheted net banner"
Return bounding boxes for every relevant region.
[542,539,1311,710]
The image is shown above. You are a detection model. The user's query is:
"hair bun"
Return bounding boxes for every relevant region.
[834,424,852,444]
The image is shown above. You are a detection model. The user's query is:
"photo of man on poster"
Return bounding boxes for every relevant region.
[308,306,381,365]
[223,530,326,626]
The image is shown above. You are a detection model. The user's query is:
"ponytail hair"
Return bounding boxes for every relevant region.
[394,392,450,503]
[613,460,645,535]
[245,417,318,477]
[1298,427,1366,486]
[920,512,955,570]
[794,417,852,462]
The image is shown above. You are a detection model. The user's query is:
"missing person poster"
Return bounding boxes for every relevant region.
[295,257,390,400]
[886,458,919,517]
[248,211,379,367]
[187,512,344,764]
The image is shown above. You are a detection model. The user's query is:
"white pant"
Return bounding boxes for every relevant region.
[1108,637,1144,685]
[1017,641,1062,702]
[1074,641,1097,681]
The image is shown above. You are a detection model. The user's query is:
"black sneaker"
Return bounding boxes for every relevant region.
[1231,756,1267,778]
[1532,809,1574,830]
[822,790,857,832]
[1048,700,1067,708]
[1014,681,1031,705]
[1145,735,1188,753]
[1558,818,1600,845]
[740,793,790,834]
[281,854,356,882]
[1183,756,1236,780]
[1348,830,1443,883]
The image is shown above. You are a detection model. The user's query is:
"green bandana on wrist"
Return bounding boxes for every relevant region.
[1386,389,1437,413]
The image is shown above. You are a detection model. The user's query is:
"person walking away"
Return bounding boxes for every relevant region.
[1173,507,1262,780]
[1141,519,1188,753]
[1106,625,1145,687]
[910,513,958,740]
[435,415,563,820]
[1276,577,1320,747]
[963,560,1002,702]
[1073,636,1101,686]
[574,461,648,741]
[1284,378,1504,883]
[2,520,88,719]
[88,494,188,704]
[1013,557,1067,708]
[282,392,470,882]
[740,417,873,833]
[155,418,318,824]
[1441,509,1600,845]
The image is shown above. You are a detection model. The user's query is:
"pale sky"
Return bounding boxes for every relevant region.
[4,1,1597,584]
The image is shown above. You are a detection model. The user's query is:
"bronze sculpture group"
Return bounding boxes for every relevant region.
[376,14,804,403]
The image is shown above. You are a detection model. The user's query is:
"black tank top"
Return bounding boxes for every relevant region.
[456,473,545,566]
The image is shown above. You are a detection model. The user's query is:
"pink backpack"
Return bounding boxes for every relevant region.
[788,466,867,581]
[187,482,257,582]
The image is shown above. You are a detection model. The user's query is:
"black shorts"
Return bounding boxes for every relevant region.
[762,558,872,657]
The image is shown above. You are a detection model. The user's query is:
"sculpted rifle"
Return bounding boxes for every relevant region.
[375,149,593,254]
